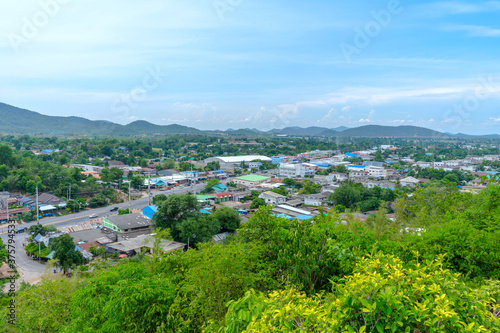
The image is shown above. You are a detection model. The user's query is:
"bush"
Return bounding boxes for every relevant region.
[230,254,499,332]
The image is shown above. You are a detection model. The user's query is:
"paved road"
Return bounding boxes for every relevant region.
[0,182,207,283]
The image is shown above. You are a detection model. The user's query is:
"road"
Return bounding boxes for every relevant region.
[0,182,207,285]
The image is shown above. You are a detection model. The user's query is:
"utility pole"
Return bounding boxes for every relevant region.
[147,173,151,206]
[69,184,71,201]
[128,181,131,209]
[36,185,39,225]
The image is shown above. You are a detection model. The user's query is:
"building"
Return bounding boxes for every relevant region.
[304,192,330,206]
[106,234,185,256]
[365,166,388,178]
[279,163,307,178]
[331,172,348,182]
[271,204,313,218]
[248,162,262,170]
[215,192,233,203]
[103,213,153,233]
[259,191,287,205]
[204,155,272,169]
[143,205,158,219]
[212,183,228,192]
[234,174,270,187]
[400,176,420,187]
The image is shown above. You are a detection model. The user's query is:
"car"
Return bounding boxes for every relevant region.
[89,213,98,218]
[110,207,119,212]
[15,227,27,234]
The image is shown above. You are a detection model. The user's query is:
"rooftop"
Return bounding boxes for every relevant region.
[107,213,153,231]
[235,174,270,182]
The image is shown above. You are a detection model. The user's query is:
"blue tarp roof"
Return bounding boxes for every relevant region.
[287,215,313,221]
[200,209,211,214]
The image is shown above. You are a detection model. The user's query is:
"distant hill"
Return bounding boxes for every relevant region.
[0,102,497,138]
[267,126,331,136]
[0,103,202,136]
[336,125,450,138]
[124,120,203,135]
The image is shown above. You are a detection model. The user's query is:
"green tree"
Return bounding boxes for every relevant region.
[211,207,241,232]
[178,214,221,245]
[250,197,266,209]
[162,158,175,169]
[52,234,85,274]
[328,183,361,208]
[203,178,220,194]
[0,145,13,165]
[153,193,200,240]
[152,194,167,205]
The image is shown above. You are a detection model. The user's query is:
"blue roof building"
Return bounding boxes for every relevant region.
[143,205,158,219]
[212,183,228,192]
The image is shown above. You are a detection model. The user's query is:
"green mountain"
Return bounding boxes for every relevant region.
[0,103,201,136]
[335,125,450,138]
[1,102,496,138]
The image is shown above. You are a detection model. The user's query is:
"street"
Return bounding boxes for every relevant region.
[0,182,207,286]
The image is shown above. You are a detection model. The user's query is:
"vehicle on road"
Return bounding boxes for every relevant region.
[110,207,119,212]
[15,227,27,234]
[89,213,98,218]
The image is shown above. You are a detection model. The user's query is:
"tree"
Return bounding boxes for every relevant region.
[152,194,167,205]
[130,176,143,189]
[118,208,130,215]
[52,234,85,274]
[328,183,361,208]
[28,224,47,237]
[162,158,175,169]
[299,179,321,194]
[153,193,200,240]
[0,145,13,165]
[444,173,459,185]
[212,207,241,232]
[203,178,220,194]
[178,214,221,245]
[88,193,108,208]
[250,197,266,209]
[335,164,347,173]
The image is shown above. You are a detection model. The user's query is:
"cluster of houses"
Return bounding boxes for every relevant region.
[25,211,186,262]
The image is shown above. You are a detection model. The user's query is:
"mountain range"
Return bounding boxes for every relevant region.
[0,102,498,139]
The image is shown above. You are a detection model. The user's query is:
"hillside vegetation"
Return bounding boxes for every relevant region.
[1,184,500,332]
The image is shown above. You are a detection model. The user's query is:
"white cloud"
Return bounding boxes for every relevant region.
[445,25,500,37]
[415,1,500,17]
[359,109,375,123]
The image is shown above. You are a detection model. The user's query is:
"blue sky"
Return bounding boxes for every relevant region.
[1,0,500,134]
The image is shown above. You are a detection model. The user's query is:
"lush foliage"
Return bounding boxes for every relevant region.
[3,184,500,332]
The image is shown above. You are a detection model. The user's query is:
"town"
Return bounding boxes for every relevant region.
[0,134,498,282]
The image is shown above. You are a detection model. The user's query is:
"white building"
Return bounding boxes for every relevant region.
[259,191,287,205]
[248,162,262,170]
[204,155,272,169]
[400,176,420,187]
[279,163,307,178]
[304,192,331,206]
[365,166,387,178]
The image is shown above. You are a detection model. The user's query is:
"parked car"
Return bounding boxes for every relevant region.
[15,227,27,234]
[89,213,98,218]
[110,207,119,212]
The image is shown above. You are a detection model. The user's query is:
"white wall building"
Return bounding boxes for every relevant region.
[279,163,307,178]
[258,191,287,205]
[365,166,387,178]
